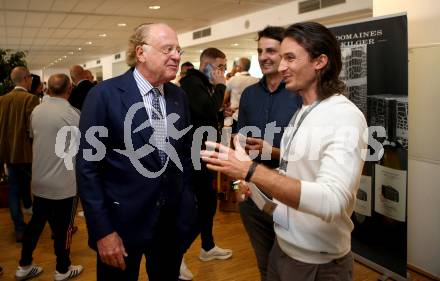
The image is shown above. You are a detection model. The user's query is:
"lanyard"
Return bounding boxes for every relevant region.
[279,100,320,172]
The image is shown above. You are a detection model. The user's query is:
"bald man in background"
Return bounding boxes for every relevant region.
[68,65,94,110]
[84,69,95,83]
[0,66,39,242]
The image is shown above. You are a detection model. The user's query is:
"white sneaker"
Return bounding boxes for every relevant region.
[199,245,232,261]
[15,265,43,280]
[179,258,193,280]
[54,265,83,281]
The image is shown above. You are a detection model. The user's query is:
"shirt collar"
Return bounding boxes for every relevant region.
[14,86,28,92]
[259,76,286,93]
[76,79,87,85]
[235,71,250,76]
[133,68,164,96]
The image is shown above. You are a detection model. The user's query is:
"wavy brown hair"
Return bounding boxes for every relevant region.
[284,22,345,100]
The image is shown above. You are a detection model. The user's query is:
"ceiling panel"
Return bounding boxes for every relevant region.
[75,15,104,29]
[114,2,151,16]
[70,38,87,45]
[43,13,66,28]
[51,0,79,12]
[57,38,74,46]
[6,27,22,37]
[94,0,126,14]
[28,0,54,11]
[32,38,51,45]
[36,27,55,38]
[0,11,4,24]
[80,29,100,38]
[20,37,34,45]
[24,12,47,27]
[60,14,85,28]
[5,12,27,26]
[71,0,105,13]
[3,0,29,10]
[51,28,73,38]
[7,37,21,45]
[44,38,61,45]
[21,27,39,38]
[65,29,86,39]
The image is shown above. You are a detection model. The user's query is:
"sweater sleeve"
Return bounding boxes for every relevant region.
[297,111,367,223]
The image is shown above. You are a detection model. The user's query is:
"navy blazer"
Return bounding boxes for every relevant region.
[76,69,197,252]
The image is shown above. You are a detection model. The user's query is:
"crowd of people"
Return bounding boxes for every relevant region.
[0,21,366,281]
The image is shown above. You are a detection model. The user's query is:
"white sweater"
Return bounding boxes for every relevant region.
[275,94,367,264]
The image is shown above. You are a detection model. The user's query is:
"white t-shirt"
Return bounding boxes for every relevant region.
[226,72,259,121]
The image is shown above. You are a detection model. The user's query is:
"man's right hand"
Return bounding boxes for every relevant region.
[211,68,226,85]
[224,106,235,117]
[97,232,128,270]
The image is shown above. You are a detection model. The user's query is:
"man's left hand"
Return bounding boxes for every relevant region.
[201,135,252,180]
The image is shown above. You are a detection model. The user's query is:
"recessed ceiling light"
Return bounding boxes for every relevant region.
[63,55,67,58]
[231,43,239,47]
[98,33,107,37]
[199,50,203,53]
[85,41,92,45]
[78,47,82,51]
[117,23,127,27]
[149,5,160,10]
[68,51,74,55]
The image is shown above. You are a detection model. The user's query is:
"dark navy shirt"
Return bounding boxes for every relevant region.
[237,76,301,168]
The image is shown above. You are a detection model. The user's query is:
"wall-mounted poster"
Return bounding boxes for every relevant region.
[331,14,408,280]
[355,175,372,217]
[374,164,407,222]
[340,45,368,116]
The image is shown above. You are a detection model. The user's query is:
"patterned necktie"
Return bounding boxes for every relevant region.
[150,88,167,165]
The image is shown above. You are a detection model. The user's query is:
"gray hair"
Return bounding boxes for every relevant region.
[126,23,153,67]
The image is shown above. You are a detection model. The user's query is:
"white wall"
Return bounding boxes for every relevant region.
[112,61,129,77]
[29,69,43,79]
[374,0,440,277]
[84,51,126,81]
[41,67,70,83]
[178,0,372,47]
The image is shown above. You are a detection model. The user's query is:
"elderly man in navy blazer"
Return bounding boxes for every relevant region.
[77,23,196,281]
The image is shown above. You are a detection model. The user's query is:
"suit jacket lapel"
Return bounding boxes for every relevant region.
[119,69,154,150]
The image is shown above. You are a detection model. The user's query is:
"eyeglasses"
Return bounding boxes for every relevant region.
[142,42,184,56]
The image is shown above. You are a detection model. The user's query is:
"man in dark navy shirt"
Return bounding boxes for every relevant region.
[236,26,301,281]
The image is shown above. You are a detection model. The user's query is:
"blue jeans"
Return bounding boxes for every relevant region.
[7,163,32,234]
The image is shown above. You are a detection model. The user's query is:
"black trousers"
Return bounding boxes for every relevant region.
[20,196,78,273]
[193,167,217,251]
[96,206,183,281]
